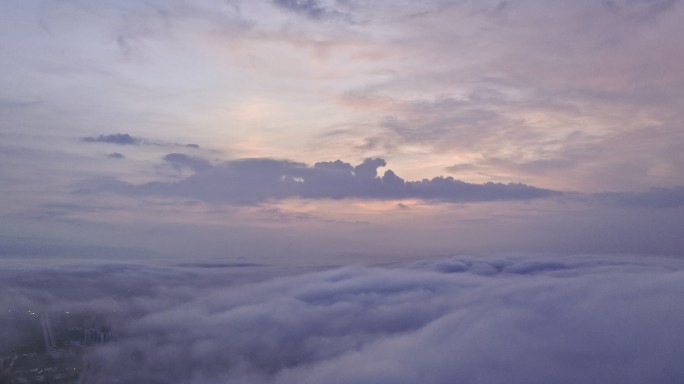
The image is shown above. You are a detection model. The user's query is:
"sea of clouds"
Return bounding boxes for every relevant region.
[2,254,683,383]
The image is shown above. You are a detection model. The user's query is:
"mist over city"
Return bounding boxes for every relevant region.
[2,1,684,383]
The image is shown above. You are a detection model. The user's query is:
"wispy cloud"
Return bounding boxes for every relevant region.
[83,133,141,145]
[163,153,212,171]
[81,133,200,149]
[596,186,684,208]
[272,0,354,21]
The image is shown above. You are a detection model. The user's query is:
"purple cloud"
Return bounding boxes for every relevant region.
[82,133,202,149]
[83,133,141,145]
[2,254,684,383]
[596,186,684,208]
[96,157,559,205]
[163,153,212,172]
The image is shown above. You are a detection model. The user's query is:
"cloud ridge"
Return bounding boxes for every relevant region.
[111,157,560,205]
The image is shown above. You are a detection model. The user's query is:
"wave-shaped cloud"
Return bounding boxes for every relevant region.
[2,254,683,383]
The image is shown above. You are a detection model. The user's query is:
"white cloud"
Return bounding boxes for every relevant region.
[3,254,684,383]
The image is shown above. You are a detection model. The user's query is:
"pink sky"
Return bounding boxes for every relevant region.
[1,0,683,263]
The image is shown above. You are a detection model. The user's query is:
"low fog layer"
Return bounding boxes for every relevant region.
[2,254,683,383]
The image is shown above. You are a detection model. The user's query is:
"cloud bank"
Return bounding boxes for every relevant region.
[97,157,559,205]
[597,186,684,208]
[2,254,684,383]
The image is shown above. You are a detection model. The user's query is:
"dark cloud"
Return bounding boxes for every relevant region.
[597,186,684,208]
[0,235,158,260]
[82,133,141,145]
[81,133,201,149]
[94,157,559,205]
[0,97,40,110]
[163,153,212,172]
[108,152,125,159]
[274,0,327,18]
[176,262,263,269]
[2,254,684,383]
[272,0,352,20]
[601,0,680,20]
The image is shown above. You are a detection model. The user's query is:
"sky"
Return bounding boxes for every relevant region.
[2,1,684,382]
[1,0,684,263]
